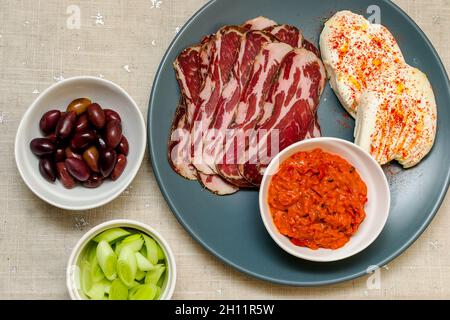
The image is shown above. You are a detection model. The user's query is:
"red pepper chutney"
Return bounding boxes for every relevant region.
[268,148,368,250]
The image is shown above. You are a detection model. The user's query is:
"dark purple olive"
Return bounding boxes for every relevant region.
[70,130,96,150]
[39,158,56,182]
[99,148,117,178]
[83,146,99,172]
[55,111,76,138]
[30,138,56,157]
[65,147,83,161]
[111,154,127,181]
[87,103,105,129]
[83,173,104,188]
[104,109,121,124]
[54,148,65,162]
[117,136,129,156]
[96,135,107,150]
[65,158,90,181]
[105,119,122,149]
[67,98,91,115]
[56,162,76,189]
[45,132,58,143]
[54,135,69,147]
[39,110,61,134]
[75,114,89,132]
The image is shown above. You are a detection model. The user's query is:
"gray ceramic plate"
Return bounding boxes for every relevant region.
[148,0,450,285]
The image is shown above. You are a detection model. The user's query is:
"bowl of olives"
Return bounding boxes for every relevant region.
[15,76,146,210]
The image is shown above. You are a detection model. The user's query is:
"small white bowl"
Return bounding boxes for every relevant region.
[15,76,146,210]
[66,219,176,300]
[259,137,390,262]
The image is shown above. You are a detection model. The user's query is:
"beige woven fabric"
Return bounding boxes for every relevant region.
[0,0,448,299]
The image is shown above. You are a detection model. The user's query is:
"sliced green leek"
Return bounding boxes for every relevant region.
[90,256,105,282]
[135,269,146,281]
[135,252,153,271]
[82,242,96,264]
[156,244,165,261]
[115,234,144,255]
[129,280,140,288]
[117,247,137,287]
[145,264,166,285]
[93,228,130,243]
[129,284,157,300]
[157,273,165,287]
[155,286,161,299]
[80,228,168,300]
[142,233,158,265]
[96,240,117,281]
[86,282,107,300]
[109,279,128,300]
[140,246,147,257]
[80,260,92,296]
[121,234,143,245]
[101,279,111,295]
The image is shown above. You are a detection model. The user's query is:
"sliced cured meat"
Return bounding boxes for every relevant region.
[168,100,197,180]
[199,35,214,87]
[264,24,303,48]
[302,39,320,57]
[168,45,203,180]
[202,31,273,176]
[239,48,326,185]
[190,28,246,194]
[243,16,277,30]
[215,42,293,186]
[198,172,238,195]
[305,114,322,139]
[168,17,327,194]
[173,45,203,119]
[265,24,320,57]
[191,26,245,175]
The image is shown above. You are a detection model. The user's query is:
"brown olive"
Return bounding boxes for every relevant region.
[83,146,100,172]
[56,162,76,189]
[65,158,90,181]
[39,158,56,182]
[30,138,56,157]
[39,110,61,134]
[87,103,105,129]
[55,111,76,138]
[54,148,66,162]
[67,98,92,115]
[104,109,121,124]
[117,136,129,156]
[65,147,83,161]
[111,154,127,181]
[75,114,89,132]
[70,130,96,150]
[99,148,117,178]
[105,119,122,149]
[83,173,104,188]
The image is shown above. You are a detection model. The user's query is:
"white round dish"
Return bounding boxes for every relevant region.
[15,76,146,210]
[259,137,390,262]
[66,219,176,300]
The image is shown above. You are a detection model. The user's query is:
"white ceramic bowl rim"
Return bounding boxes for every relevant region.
[14,76,146,210]
[66,219,177,300]
[259,137,391,262]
